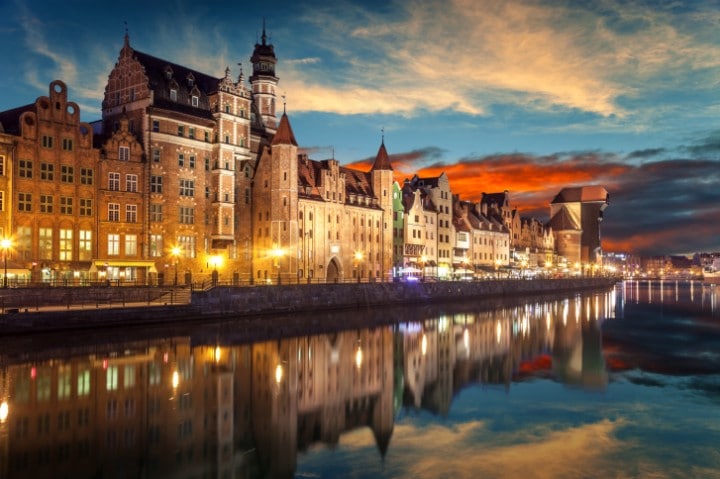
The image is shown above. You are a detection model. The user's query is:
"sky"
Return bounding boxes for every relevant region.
[0,0,719,257]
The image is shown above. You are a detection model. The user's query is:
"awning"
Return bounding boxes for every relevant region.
[89,260,158,273]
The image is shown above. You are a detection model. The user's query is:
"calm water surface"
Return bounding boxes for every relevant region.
[0,281,718,478]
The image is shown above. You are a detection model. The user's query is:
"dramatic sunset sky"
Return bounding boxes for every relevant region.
[1,0,719,256]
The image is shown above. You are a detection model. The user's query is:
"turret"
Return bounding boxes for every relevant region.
[250,20,279,131]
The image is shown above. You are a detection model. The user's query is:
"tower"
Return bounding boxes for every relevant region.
[371,136,395,281]
[250,21,279,133]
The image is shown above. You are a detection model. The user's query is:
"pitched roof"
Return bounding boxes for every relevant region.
[271,112,298,146]
[371,141,393,171]
[548,207,580,230]
[551,186,608,204]
[0,104,34,135]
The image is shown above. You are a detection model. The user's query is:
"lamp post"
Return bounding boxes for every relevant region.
[354,251,363,283]
[171,246,181,286]
[209,255,221,286]
[0,239,11,289]
[272,248,285,284]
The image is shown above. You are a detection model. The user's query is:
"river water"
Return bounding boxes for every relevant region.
[0,280,718,479]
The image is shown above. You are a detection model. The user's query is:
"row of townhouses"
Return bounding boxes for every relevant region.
[0,29,607,285]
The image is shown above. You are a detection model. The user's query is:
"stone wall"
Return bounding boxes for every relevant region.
[192,278,618,317]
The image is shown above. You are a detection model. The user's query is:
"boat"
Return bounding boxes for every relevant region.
[702,258,720,285]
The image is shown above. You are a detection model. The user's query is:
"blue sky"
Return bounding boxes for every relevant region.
[1,0,719,256]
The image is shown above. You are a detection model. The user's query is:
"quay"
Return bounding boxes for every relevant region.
[0,277,618,335]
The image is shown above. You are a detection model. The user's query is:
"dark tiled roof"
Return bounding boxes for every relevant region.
[0,104,34,135]
[551,186,608,204]
[272,112,297,146]
[371,141,393,171]
[341,166,373,197]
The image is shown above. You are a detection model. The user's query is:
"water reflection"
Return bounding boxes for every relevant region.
[0,289,616,478]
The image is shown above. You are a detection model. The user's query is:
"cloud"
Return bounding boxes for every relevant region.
[280,0,720,122]
[627,148,667,159]
[337,419,626,478]
[682,130,720,157]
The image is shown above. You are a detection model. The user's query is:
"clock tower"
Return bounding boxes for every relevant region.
[250,21,279,132]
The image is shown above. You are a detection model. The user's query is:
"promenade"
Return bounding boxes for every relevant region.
[0,277,619,335]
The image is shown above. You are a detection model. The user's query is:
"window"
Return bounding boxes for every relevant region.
[188,127,195,139]
[204,131,209,142]
[177,125,184,137]
[178,235,196,258]
[126,204,137,223]
[40,163,54,180]
[80,168,93,185]
[106,366,118,391]
[16,226,31,260]
[39,228,52,260]
[152,120,159,132]
[124,365,136,388]
[150,175,163,193]
[119,146,130,161]
[61,165,73,183]
[150,234,162,257]
[17,193,31,215]
[108,234,119,255]
[191,96,199,107]
[152,148,160,162]
[42,135,54,148]
[19,160,32,178]
[40,194,53,213]
[179,206,194,224]
[77,369,90,396]
[126,174,138,192]
[178,153,185,167]
[170,89,177,101]
[79,230,91,261]
[62,138,73,151]
[205,157,210,170]
[109,172,120,191]
[59,229,73,261]
[179,179,194,197]
[0,191,3,211]
[80,198,92,216]
[205,186,210,198]
[108,203,120,221]
[189,155,195,168]
[60,196,72,215]
[150,204,162,222]
[0,156,4,175]
[125,234,137,256]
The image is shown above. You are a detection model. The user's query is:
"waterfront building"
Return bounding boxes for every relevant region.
[453,197,511,277]
[400,181,436,279]
[549,186,609,266]
[517,216,555,269]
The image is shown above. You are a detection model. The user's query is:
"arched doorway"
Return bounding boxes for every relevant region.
[326,258,341,283]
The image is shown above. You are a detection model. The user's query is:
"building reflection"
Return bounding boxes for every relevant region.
[0,291,613,478]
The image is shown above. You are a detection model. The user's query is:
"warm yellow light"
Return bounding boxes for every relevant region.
[171,246,181,257]
[463,328,470,351]
[0,238,11,250]
[209,255,222,269]
[0,401,8,422]
[354,251,363,262]
[545,261,552,268]
[421,333,427,356]
[420,255,427,263]
[275,364,283,384]
[271,248,285,259]
[172,371,179,389]
[214,346,221,363]
[355,346,363,369]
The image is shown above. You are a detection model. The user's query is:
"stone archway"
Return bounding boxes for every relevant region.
[326,258,341,283]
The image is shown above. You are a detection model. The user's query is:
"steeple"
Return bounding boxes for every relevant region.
[371,136,393,171]
[271,112,297,146]
[250,19,277,80]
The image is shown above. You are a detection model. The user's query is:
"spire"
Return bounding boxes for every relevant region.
[371,133,393,171]
[271,112,298,146]
[261,17,267,45]
[123,21,129,47]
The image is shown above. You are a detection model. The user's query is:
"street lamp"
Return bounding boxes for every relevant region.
[0,238,11,288]
[209,255,222,285]
[171,246,181,285]
[271,248,285,284]
[354,251,363,283]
